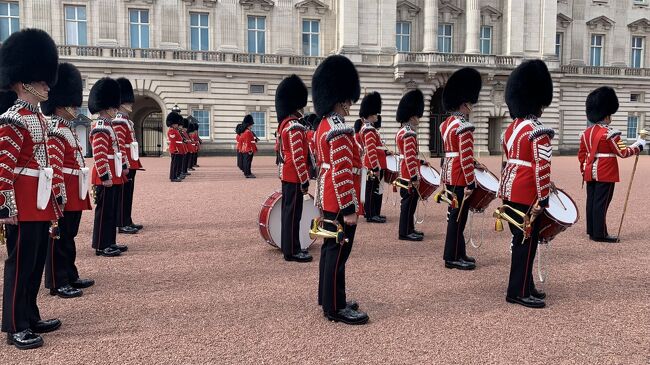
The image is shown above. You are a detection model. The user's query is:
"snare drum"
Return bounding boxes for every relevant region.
[465,167,499,213]
[417,165,441,200]
[384,155,399,184]
[537,188,579,243]
[259,191,320,250]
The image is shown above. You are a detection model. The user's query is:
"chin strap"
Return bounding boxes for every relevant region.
[22,83,48,102]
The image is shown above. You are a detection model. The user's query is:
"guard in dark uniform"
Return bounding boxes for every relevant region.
[578,87,645,243]
[359,92,385,223]
[167,112,183,182]
[440,68,482,270]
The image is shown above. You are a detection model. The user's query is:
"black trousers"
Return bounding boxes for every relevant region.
[170,154,182,180]
[92,185,118,250]
[118,169,137,227]
[443,185,470,261]
[399,186,419,236]
[45,211,82,289]
[243,153,254,176]
[363,175,382,218]
[586,181,615,239]
[504,200,541,299]
[318,211,356,314]
[237,152,243,171]
[192,153,198,167]
[181,153,189,175]
[281,182,303,258]
[2,221,50,333]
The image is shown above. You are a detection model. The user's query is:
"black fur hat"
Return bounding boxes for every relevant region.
[300,113,318,129]
[396,89,424,124]
[375,115,382,129]
[0,28,59,89]
[354,119,362,133]
[0,90,17,114]
[117,77,135,104]
[182,117,189,129]
[586,87,619,123]
[443,68,482,112]
[275,74,308,122]
[243,114,254,126]
[166,112,183,127]
[41,63,83,116]
[311,55,360,117]
[359,92,382,118]
[505,60,553,119]
[235,123,245,134]
[88,77,121,114]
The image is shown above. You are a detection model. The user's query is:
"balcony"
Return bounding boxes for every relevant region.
[394,52,523,69]
[560,65,650,77]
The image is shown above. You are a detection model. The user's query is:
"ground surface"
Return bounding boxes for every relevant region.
[0,156,648,364]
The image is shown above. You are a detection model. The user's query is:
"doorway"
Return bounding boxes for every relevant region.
[428,87,446,157]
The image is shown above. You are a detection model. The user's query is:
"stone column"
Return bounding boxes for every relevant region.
[274,0,294,54]
[97,0,118,46]
[160,1,180,49]
[338,0,359,53]
[465,0,480,54]
[422,0,438,52]
[218,0,240,52]
[30,0,52,34]
[570,0,585,65]
[541,0,558,58]
[504,0,524,56]
[380,0,397,53]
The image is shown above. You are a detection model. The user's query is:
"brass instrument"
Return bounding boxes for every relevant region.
[433,188,458,209]
[493,204,533,240]
[309,218,348,244]
[392,178,410,190]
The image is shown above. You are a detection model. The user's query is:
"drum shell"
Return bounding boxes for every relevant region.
[465,187,496,213]
[537,188,579,243]
[417,165,440,201]
[383,155,399,184]
[258,191,283,248]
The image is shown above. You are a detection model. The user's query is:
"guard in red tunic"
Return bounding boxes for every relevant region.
[180,118,192,178]
[359,92,385,223]
[395,89,425,242]
[240,115,257,178]
[42,63,95,299]
[353,119,364,217]
[235,123,244,173]
[0,29,62,349]
[275,74,312,263]
[313,55,367,325]
[167,112,183,182]
[187,116,201,168]
[89,78,128,257]
[578,87,645,243]
[374,115,388,219]
[440,68,482,271]
[499,60,554,309]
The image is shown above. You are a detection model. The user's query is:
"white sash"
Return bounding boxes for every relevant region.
[442,119,461,143]
[114,152,123,177]
[506,120,533,152]
[37,167,53,210]
[360,167,368,204]
[79,167,90,200]
[130,142,139,161]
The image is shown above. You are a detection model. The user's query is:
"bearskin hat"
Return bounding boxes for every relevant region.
[117,77,135,104]
[243,114,254,126]
[275,74,308,122]
[443,68,482,112]
[505,60,553,119]
[396,89,425,124]
[235,123,245,134]
[0,29,59,89]
[359,92,382,118]
[354,119,362,133]
[88,77,121,114]
[0,90,17,114]
[41,63,83,116]
[166,112,183,127]
[182,117,189,129]
[586,87,619,123]
[311,55,360,117]
[375,115,382,129]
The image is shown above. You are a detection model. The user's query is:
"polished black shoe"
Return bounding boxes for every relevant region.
[110,244,128,252]
[462,255,476,263]
[346,301,359,311]
[284,252,313,263]
[189,167,196,171]
[531,287,546,300]
[118,226,138,234]
[171,178,183,182]
[444,259,476,270]
[70,278,95,289]
[31,319,62,334]
[591,235,619,243]
[325,307,369,325]
[506,295,546,309]
[366,216,386,223]
[245,174,257,179]
[130,223,144,230]
[399,233,423,241]
[413,230,424,236]
[185,172,192,176]
[95,247,121,257]
[378,215,386,219]
[6,330,43,350]
[49,285,82,299]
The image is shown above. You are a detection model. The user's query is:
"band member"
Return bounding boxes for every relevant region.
[353,119,364,217]
[440,68,482,270]
[188,116,201,168]
[374,115,388,220]
[499,60,554,309]
[395,89,425,242]
[0,29,62,349]
[89,78,129,257]
[167,112,184,182]
[359,92,385,223]
[177,118,190,178]
[241,115,257,178]
[303,113,319,179]
[313,55,368,325]
[579,87,645,242]
[275,74,312,263]
[235,123,244,173]
[115,78,141,234]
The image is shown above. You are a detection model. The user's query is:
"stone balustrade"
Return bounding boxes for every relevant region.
[560,65,650,77]
[394,52,522,68]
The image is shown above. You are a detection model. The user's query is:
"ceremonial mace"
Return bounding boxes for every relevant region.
[616,129,647,242]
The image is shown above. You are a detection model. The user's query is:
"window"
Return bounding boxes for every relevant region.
[129,9,150,49]
[438,24,453,53]
[396,21,411,52]
[555,33,563,60]
[250,111,266,138]
[250,84,265,94]
[627,116,639,138]
[64,5,87,46]
[631,93,642,102]
[302,19,320,56]
[247,16,266,54]
[589,34,604,66]
[192,109,210,138]
[192,82,209,93]
[0,2,19,42]
[190,13,209,51]
[480,26,492,55]
[631,36,644,68]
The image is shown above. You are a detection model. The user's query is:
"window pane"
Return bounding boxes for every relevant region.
[248,16,255,30]
[190,28,199,50]
[251,112,266,138]
[303,20,309,33]
[65,22,77,45]
[9,2,16,15]
[302,33,310,56]
[313,20,319,33]
[248,31,255,52]
[130,24,138,47]
[130,10,138,23]
[311,34,318,56]
[141,25,149,48]
[78,22,87,45]
[140,10,148,24]
[259,17,265,29]
[78,6,86,20]
[257,31,265,53]
[65,6,75,20]
[10,17,17,34]
[0,4,7,17]
[190,13,198,27]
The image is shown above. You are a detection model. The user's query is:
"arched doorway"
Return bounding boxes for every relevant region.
[428,87,446,157]
[131,94,164,157]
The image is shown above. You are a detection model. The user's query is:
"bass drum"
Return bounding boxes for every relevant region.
[259,191,320,250]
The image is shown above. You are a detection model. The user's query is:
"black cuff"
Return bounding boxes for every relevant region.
[122,164,128,170]
[372,167,380,173]
[639,145,644,152]
[467,182,476,190]
[538,197,549,208]
[340,205,356,217]
[56,196,64,205]
[419,159,427,165]
[100,174,110,182]
[410,175,419,182]
[301,181,310,190]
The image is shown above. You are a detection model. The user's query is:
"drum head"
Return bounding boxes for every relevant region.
[386,155,398,171]
[546,189,578,224]
[420,165,441,185]
[300,197,320,250]
[267,197,283,247]
[475,168,499,192]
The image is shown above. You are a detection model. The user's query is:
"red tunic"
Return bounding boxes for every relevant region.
[180,130,193,154]
[191,132,201,152]
[90,118,125,185]
[277,117,309,185]
[116,112,142,170]
[361,123,381,171]
[440,114,476,188]
[353,133,364,216]
[578,124,642,183]
[240,129,257,154]
[111,115,131,170]
[498,117,553,207]
[168,128,183,154]
[315,114,358,216]
[395,125,420,181]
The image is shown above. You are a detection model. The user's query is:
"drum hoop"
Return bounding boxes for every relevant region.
[259,191,283,248]
[545,187,580,225]
[419,165,440,184]
[475,168,500,192]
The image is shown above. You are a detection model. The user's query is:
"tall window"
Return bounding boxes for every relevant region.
[438,24,453,53]
[192,109,210,138]
[247,16,266,54]
[480,26,492,55]
[589,34,604,66]
[129,9,150,49]
[0,2,19,42]
[190,13,209,51]
[396,21,411,52]
[302,19,320,56]
[555,33,563,60]
[250,111,266,138]
[631,36,644,68]
[627,116,639,139]
[64,6,87,46]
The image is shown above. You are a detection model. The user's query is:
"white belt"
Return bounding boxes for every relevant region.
[13,167,40,177]
[124,143,131,147]
[107,155,115,159]
[321,163,361,175]
[595,153,615,158]
[507,159,532,167]
[62,167,80,176]
[175,141,184,143]
[399,154,405,159]
[445,152,459,158]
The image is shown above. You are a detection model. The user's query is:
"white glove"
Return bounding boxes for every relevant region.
[636,138,647,149]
